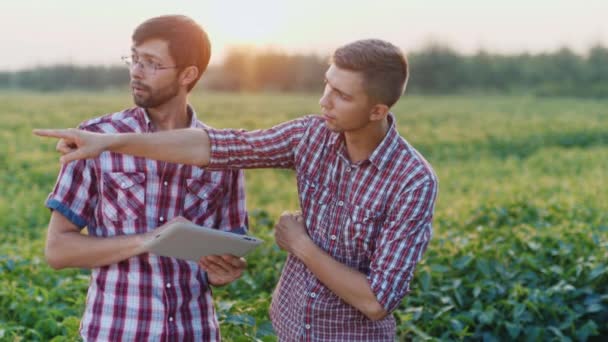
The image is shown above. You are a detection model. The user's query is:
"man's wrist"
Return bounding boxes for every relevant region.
[133,232,149,255]
[292,236,315,262]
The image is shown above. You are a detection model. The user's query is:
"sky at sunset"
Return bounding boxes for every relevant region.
[1,0,607,70]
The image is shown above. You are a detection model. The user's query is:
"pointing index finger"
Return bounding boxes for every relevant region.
[32,128,73,139]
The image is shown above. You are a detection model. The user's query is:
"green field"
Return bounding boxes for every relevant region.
[0,91,607,341]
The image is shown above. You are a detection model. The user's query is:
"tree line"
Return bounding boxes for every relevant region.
[1,44,607,98]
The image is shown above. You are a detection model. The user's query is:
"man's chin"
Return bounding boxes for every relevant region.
[133,94,149,108]
[323,121,340,132]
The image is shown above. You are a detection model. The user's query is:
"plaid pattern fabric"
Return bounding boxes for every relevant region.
[206,114,438,341]
[46,107,247,341]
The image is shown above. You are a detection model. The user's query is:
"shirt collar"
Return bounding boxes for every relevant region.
[330,113,403,170]
[367,112,402,170]
[140,105,198,132]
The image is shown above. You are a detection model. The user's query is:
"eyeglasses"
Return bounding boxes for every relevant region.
[121,55,180,75]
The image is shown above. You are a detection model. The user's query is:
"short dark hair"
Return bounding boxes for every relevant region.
[332,39,408,108]
[132,15,211,91]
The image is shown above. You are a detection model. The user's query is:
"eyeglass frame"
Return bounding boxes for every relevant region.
[121,55,181,74]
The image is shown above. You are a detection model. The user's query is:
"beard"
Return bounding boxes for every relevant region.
[131,80,180,108]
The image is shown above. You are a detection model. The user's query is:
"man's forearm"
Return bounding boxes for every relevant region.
[107,128,210,166]
[46,230,146,269]
[46,213,147,269]
[292,240,389,321]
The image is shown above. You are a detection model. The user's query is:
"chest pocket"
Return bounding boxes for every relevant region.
[339,205,384,268]
[101,172,146,222]
[182,176,224,225]
[299,174,333,248]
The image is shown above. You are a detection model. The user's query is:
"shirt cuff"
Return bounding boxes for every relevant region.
[203,127,226,169]
[368,273,409,313]
[46,198,88,229]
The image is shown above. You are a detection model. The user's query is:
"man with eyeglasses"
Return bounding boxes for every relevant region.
[39,15,248,341]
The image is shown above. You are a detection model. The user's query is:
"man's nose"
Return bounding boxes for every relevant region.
[319,91,331,109]
[130,62,145,80]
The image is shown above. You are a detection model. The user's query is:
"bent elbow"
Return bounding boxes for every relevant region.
[364,302,389,321]
[45,253,66,270]
[366,310,389,322]
[45,242,67,270]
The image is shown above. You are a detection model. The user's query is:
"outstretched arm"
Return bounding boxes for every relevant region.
[34,128,210,166]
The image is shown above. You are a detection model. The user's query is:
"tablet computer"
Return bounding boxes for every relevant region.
[142,221,263,262]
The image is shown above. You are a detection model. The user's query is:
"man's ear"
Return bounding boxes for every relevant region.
[180,66,199,88]
[369,103,390,122]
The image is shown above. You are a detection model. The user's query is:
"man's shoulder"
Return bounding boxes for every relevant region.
[78,107,144,133]
[289,114,335,148]
[392,137,438,190]
[293,114,330,137]
[302,114,325,127]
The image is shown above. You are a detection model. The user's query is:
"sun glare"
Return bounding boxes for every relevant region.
[202,2,290,46]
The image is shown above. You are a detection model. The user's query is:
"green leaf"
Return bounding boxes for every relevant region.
[453,287,464,307]
[430,264,450,273]
[255,321,275,338]
[225,313,256,327]
[450,319,464,332]
[588,264,606,281]
[433,305,454,319]
[476,259,491,277]
[547,326,570,341]
[512,303,525,319]
[453,255,472,270]
[404,323,432,341]
[419,270,431,292]
[505,322,521,339]
[575,320,598,341]
[585,303,603,313]
[478,309,495,325]
[523,326,542,341]
[405,306,424,321]
[217,300,235,312]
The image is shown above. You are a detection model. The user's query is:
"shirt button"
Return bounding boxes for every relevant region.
[305,324,311,330]
[346,167,351,172]
[330,235,337,241]
[169,316,174,322]
[163,181,168,186]
[160,216,165,222]
[166,283,171,288]
[310,292,316,298]
[337,201,344,206]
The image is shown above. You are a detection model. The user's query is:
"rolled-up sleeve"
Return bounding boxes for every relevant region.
[45,158,98,229]
[367,179,438,312]
[205,116,312,170]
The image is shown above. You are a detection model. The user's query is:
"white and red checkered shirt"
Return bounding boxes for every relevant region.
[46,106,247,341]
[206,114,438,341]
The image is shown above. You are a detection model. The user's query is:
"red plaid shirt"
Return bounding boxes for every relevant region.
[46,107,247,341]
[206,114,438,341]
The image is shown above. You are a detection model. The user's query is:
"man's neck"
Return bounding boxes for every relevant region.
[146,96,190,131]
[344,118,389,164]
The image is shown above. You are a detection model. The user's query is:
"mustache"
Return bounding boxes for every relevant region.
[130,82,150,91]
